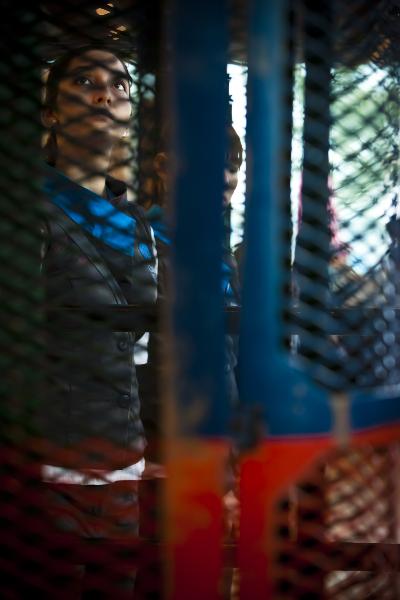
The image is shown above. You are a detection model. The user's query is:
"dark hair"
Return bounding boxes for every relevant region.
[43,44,132,164]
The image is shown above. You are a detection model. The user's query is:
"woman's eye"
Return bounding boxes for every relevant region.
[74,76,91,87]
[114,80,127,92]
[225,163,238,174]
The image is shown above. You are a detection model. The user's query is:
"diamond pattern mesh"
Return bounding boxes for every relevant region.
[1,1,400,598]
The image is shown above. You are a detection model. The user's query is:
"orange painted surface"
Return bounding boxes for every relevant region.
[164,439,229,600]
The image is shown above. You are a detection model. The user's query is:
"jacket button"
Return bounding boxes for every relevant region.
[119,393,131,408]
[117,339,129,351]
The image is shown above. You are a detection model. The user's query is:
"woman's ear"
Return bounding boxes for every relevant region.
[41,106,58,129]
[153,152,168,180]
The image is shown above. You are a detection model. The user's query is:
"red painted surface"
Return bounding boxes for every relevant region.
[237,423,400,599]
[352,423,400,446]
[165,439,228,600]
[238,437,334,599]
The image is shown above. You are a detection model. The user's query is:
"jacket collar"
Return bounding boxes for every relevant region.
[43,164,137,257]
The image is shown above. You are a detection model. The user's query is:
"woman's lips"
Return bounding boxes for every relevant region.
[88,113,113,122]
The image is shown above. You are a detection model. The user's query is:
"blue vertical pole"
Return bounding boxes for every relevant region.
[239,0,287,423]
[239,0,332,442]
[168,0,228,438]
[165,2,228,599]
[237,2,288,598]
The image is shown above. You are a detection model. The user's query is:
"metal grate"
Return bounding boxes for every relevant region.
[1,2,164,598]
[273,446,397,599]
[292,0,400,391]
[1,1,400,598]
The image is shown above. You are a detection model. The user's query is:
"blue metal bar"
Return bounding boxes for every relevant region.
[239,0,289,416]
[238,0,332,437]
[168,0,228,436]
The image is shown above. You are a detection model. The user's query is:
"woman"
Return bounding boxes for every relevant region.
[37,45,158,596]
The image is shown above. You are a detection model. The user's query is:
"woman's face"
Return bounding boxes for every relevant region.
[48,49,132,150]
[223,162,239,208]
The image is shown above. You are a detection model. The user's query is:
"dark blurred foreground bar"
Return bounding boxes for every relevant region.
[46,305,241,332]
[47,306,400,335]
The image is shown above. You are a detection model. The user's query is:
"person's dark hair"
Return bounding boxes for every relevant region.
[43,44,133,165]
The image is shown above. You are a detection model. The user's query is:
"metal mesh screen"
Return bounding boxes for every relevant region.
[292,0,400,391]
[273,446,398,599]
[227,0,400,597]
[0,2,246,598]
[2,1,400,599]
[1,2,165,598]
[264,1,400,597]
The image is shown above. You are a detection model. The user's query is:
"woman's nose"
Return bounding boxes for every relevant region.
[93,86,112,105]
[224,169,232,188]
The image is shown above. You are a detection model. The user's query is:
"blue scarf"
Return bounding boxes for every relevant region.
[43,164,138,257]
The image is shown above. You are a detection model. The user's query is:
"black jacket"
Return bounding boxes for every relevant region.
[36,166,157,470]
